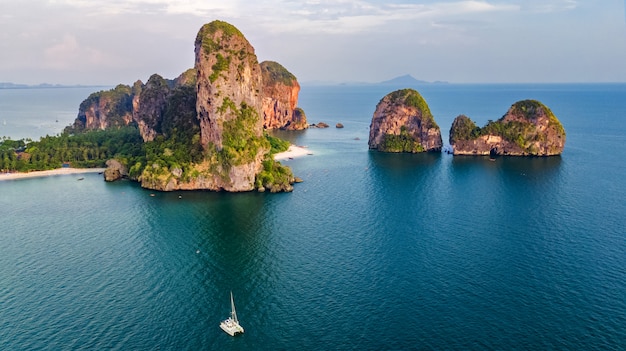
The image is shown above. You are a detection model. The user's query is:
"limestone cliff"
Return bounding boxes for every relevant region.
[368,88,442,152]
[68,69,197,142]
[187,20,267,191]
[449,100,566,156]
[67,84,133,133]
[133,74,170,142]
[260,61,307,130]
[195,21,263,149]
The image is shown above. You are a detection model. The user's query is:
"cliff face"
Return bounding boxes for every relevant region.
[368,89,442,152]
[191,20,268,191]
[133,74,170,142]
[195,21,263,149]
[69,70,198,143]
[260,61,307,130]
[69,85,133,133]
[449,100,566,156]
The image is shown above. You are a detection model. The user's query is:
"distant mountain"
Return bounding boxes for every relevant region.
[379,74,448,86]
[301,74,449,87]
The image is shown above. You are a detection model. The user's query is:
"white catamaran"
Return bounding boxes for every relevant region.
[220,291,244,336]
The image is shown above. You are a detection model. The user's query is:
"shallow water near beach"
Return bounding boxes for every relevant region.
[1,84,625,350]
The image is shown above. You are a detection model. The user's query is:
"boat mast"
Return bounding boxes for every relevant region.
[230,291,239,323]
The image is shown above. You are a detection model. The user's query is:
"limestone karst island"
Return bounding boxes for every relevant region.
[368,88,443,153]
[72,20,308,193]
[1,21,567,191]
[449,100,566,156]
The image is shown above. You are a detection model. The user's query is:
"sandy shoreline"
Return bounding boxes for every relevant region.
[0,168,106,181]
[273,145,312,161]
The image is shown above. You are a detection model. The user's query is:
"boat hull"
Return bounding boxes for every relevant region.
[220,318,244,336]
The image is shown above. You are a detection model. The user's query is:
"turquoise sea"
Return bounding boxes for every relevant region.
[1,84,625,350]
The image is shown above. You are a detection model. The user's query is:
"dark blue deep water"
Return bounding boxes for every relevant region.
[1,84,625,350]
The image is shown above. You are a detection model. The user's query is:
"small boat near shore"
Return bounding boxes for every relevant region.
[220,291,244,336]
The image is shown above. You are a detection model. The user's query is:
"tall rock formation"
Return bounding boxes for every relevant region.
[260,61,307,130]
[191,20,268,191]
[195,21,263,149]
[449,100,566,156]
[368,88,442,152]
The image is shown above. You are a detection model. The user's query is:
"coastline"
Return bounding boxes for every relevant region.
[0,168,105,181]
[0,146,310,182]
[273,145,312,161]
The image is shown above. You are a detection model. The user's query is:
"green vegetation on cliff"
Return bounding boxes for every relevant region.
[449,115,480,143]
[135,131,204,182]
[196,20,245,56]
[379,126,425,153]
[175,68,197,87]
[215,99,268,167]
[509,100,565,136]
[388,89,438,129]
[260,61,297,86]
[210,54,231,83]
[450,115,537,149]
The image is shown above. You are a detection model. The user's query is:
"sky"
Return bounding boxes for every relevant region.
[1,0,626,85]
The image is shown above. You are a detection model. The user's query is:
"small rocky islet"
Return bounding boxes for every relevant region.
[368,88,443,153]
[448,100,566,156]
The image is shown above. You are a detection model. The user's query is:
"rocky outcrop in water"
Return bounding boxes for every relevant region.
[104,159,128,182]
[449,100,566,156]
[260,61,307,130]
[368,89,442,152]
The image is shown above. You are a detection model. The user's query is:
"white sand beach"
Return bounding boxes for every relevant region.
[0,168,105,181]
[273,145,312,161]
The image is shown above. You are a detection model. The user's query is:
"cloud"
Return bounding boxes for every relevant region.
[50,0,519,34]
[520,0,578,13]
[43,34,114,70]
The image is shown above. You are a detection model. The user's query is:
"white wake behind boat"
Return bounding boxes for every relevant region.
[220,291,244,336]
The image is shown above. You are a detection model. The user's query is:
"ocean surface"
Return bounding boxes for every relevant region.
[1,84,625,350]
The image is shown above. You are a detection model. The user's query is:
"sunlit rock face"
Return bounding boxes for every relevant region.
[368,88,442,153]
[450,100,566,156]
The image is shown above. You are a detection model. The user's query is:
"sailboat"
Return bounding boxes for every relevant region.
[220,291,244,336]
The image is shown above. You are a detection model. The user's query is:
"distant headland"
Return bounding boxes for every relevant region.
[0,82,107,89]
